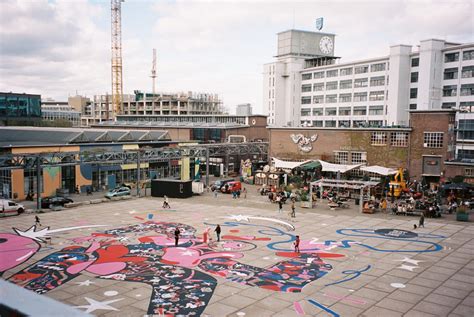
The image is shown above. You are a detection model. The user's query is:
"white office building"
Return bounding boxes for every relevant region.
[236,103,253,116]
[263,29,474,130]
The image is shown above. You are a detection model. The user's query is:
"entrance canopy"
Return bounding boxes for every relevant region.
[360,165,397,176]
[318,160,362,173]
[272,158,311,170]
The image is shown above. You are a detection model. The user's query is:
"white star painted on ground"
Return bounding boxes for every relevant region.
[181,250,194,256]
[75,297,124,313]
[395,257,424,266]
[129,210,136,214]
[309,238,319,244]
[75,280,95,286]
[397,264,418,272]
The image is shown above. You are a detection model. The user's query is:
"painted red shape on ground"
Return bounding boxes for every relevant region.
[134,216,145,220]
[229,229,240,233]
[275,251,344,258]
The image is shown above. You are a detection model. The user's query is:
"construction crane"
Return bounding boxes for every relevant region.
[111,0,124,118]
[151,48,157,97]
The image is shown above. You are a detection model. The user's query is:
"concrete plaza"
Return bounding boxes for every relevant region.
[1,186,473,317]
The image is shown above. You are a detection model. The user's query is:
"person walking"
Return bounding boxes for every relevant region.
[215,224,221,242]
[174,227,180,246]
[294,235,300,253]
[35,215,41,227]
[291,199,296,218]
[278,199,283,214]
[419,212,425,228]
[243,188,247,199]
[163,195,170,209]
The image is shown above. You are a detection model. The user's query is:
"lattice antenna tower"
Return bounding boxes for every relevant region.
[151,48,157,96]
[111,0,124,118]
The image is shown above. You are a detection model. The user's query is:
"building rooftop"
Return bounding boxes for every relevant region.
[95,121,247,129]
[0,127,171,148]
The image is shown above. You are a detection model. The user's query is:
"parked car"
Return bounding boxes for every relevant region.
[41,196,74,209]
[211,179,234,191]
[105,186,131,199]
[221,181,242,194]
[0,199,25,217]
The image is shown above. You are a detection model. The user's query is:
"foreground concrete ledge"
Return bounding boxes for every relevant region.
[0,280,91,317]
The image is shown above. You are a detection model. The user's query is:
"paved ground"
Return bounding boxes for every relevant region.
[1,184,473,316]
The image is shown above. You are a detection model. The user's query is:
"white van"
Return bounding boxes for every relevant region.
[0,199,25,217]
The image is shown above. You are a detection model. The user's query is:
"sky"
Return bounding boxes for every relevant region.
[0,0,473,114]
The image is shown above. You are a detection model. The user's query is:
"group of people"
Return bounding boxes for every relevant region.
[173,225,222,246]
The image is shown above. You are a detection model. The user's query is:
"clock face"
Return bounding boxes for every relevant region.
[319,36,333,54]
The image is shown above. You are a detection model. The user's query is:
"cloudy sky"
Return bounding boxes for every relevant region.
[0,0,473,114]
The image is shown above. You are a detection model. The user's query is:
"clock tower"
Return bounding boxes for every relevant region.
[265,29,337,127]
[276,30,336,58]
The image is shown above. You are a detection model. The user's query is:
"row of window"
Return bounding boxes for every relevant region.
[442,84,474,97]
[301,105,384,117]
[443,66,474,80]
[302,91,386,104]
[302,62,387,80]
[302,77,386,92]
[334,151,367,165]
[445,50,474,63]
[301,120,385,128]
[440,101,474,110]
[370,132,444,148]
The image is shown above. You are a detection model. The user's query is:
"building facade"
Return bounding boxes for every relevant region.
[93,115,269,143]
[268,110,459,185]
[0,92,41,122]
[80,91,224,126]
[263,30,474,129]
[41,100,81,127]
[236,103,253,116]
[0,127,172,200]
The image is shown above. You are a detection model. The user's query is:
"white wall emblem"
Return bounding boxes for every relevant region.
[290,134,318,153]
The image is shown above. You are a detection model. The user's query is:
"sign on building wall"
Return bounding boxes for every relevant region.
[316,17,324,31]
[290,134,318,153]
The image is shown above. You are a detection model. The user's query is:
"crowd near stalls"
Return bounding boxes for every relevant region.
[253,158,473,221]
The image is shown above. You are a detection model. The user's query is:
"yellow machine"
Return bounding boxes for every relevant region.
[388,168,407,197]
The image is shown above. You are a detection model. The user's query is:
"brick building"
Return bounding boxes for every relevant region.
[269,127,411,171]
[269,109,460,185]
[408,110,456,182]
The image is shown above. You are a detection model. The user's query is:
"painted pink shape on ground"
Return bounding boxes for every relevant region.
[293,301,305,315]
[0,233,40,272]
[86,262,127,275]
[139,235,193,246]
[85,241,101,253]
[67,261,94,274]
[160,247,243,267]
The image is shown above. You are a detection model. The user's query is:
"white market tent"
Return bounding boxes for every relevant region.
[318,160,362,173]
[360,165,397,176]
[272,158,312,170]
[310,179,380,213]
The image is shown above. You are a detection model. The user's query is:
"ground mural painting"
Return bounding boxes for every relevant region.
[0,216,445,316]
[0,221,336,315]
